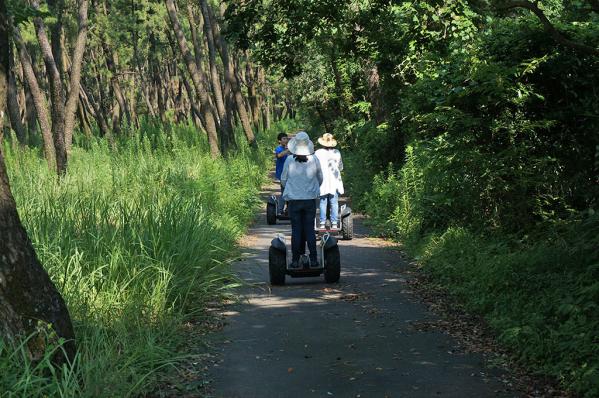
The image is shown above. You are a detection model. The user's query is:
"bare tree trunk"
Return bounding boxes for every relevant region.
[14,59,34,137]
[76,96,92,138]
[259,68,271,131]
[366,64,385,124]
[102,42,130,129]
[7,45,26,144]
[81,83,112,145]
[186,3,205,71]
[32,0,68,175]
[245,58,261,130]
[198,0,233,153]
[148,31,166,123]
[0,0,76,364]
[211,5,256,148]
[24,88,37,136]
[165,0,220,158]
[179,71,205,130]
[63,0,89,151]
[13,28,56,170]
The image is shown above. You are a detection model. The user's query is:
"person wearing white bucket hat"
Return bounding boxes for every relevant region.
[281,131,323,268]
[315,133,344,229]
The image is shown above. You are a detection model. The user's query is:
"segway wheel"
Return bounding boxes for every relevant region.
[341,215,353,240]
[324,245,340,283]
[266,202,277,225]
[269,247,286,285]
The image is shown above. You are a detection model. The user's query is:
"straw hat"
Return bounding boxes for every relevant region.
[318,133,337,148]
[288,131,314,156]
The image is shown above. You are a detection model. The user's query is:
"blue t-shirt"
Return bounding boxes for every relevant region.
[274,145,288,180]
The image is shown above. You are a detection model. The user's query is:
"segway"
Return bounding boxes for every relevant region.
[315,203,354,240]
[266,195,290,225]
[268,233,341,285]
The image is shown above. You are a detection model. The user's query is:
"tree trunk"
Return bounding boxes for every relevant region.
[76,95,92,138]
[24,89,37,136]
[366,64,385,124]
[7,45,26,145]
[165,0,220,158]
[212,4,256,148]
[13,28,56,170]
[148,31,166,123]
[63,0,89,151]
[259,68,271,131]
[198,0,233,153]
[0,0,76,364]
[246,59,261,130]
[32,0,68,175]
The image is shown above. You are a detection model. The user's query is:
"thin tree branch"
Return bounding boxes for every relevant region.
[500,1,599,56]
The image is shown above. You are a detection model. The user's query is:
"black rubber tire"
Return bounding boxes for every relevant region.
[342,215,353,240]
[324,245,340,283]
[266,202,277,225]
[269,247,286,285]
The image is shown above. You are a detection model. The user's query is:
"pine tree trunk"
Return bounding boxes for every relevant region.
[13,28,56,170]
[198,0,233,154]
[212,5,256,148]
[0,0,76,364]
[165,0,220,158]
[32,0,68,175]
[7,45,26,145]
[63,0,89,151]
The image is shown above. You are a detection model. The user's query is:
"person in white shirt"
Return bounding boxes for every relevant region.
[314,133,344,229]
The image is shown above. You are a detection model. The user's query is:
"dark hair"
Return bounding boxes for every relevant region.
[277,132,288,141]
[293,155,308,163]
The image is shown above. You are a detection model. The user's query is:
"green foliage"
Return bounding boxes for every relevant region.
[416,220,599,396]
[231,1,599,396]
[0,120,288,396]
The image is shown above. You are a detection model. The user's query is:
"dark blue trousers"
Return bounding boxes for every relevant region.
[288,199,317,263]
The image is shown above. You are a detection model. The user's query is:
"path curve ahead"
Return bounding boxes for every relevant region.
[209,186,514,398]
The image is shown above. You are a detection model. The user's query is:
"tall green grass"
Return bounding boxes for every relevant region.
[0,119,300,397]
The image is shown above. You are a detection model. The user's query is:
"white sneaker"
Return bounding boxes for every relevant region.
[331,221,339,230]
[319,221,326,229]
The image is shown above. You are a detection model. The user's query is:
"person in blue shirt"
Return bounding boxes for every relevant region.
[274,132,290,215]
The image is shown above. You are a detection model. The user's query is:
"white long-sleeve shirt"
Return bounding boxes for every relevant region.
[281,155,323,200]
[314,148,344,196]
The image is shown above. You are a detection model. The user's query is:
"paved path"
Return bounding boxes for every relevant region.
[209,188,515,398]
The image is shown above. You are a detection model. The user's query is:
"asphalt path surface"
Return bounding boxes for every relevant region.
[209,187,515,398]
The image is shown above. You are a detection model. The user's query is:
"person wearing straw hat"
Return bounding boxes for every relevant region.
[315,133,344,229]
[281,131,323,269]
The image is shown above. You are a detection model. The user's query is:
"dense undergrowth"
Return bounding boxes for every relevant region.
[341,33,599,396]
[0,119,299,397]
[334,7,599,398]
[348,151,599,396]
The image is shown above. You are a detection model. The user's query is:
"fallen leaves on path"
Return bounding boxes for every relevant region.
[406,269,571,398]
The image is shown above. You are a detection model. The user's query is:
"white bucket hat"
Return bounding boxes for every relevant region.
[288,131,314,156]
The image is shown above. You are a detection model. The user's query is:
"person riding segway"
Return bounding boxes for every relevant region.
[268,131,342,285]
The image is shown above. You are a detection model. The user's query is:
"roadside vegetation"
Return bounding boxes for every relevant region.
[0,119,301,397]
[224,1,599,396]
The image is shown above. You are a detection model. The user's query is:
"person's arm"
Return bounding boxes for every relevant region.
[338,151,344,172]
[281,158,289,187]
[314,157,324,186]
[275,146,290,158]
